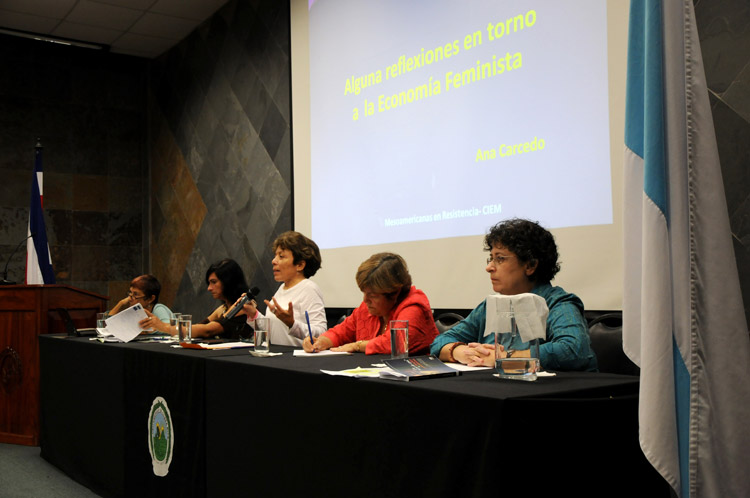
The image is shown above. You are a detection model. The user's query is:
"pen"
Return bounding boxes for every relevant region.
[305,310,314,346]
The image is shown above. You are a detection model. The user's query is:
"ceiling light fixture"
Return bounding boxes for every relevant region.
[0,27,106,51]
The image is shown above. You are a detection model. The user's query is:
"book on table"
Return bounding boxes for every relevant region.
[380,355,461,381]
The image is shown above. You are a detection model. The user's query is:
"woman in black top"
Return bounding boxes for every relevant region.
[143,258,253,340]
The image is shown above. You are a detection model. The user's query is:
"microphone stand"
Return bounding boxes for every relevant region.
[1,233,34,285]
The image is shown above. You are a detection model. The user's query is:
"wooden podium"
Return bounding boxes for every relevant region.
[0,285,108,445]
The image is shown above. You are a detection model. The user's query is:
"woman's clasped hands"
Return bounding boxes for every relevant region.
[454,342,501,367]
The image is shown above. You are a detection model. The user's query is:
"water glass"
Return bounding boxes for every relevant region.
[169,313,181,337]
[254,317,270,353]
[494,311,540,381]
[389,320,409,359]
[96,312,107,330]
[178,314,192,343]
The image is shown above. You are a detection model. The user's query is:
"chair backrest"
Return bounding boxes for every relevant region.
[323,308,355,329]
[434,312,465,333]
[587,312,640,376]
[333,309,354,327]
[55,308,78,336]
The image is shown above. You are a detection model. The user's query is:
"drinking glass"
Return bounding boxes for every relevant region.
[494,311,540,381]
[178,314,192,343]
[169,313,181,337]
[389,320,409,359]
[254,317,270,353]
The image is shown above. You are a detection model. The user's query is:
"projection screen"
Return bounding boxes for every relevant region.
[291,0,629,310]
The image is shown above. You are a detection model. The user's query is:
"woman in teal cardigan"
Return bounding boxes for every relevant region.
[430,219,598,372]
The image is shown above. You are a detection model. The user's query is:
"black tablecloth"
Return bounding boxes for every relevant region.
[39,336,251,498]
[39,337,668,498]
[205,351,667,498]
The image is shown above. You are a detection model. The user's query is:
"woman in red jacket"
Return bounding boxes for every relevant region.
[303,252,438,355]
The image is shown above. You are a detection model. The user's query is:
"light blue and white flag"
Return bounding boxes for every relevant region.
[623,1,750,496]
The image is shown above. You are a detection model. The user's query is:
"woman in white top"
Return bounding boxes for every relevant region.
[246,231,327,347]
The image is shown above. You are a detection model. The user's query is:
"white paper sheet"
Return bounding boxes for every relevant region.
[103,303,148,343]
[444,363,492,371]
[320,367,386,377]
[193,341,254,349]
[293,349,352,357]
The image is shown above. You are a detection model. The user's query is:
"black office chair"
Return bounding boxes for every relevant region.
[587,312,640,376]
[54,308,97,337]
[434,312,464,333]
[55,308,78,336]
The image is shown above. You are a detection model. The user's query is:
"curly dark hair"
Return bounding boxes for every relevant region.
[484,218,560,283]
[272,231,322,278]
[205,258,249,303]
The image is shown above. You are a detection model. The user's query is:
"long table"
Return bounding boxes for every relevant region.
[39,336,668,497]
[39,335,251,497]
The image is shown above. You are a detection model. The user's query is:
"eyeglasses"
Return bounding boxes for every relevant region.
[128,291,146,300]
[486,255,515,266]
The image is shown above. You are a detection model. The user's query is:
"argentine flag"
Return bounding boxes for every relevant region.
[623,1,750,496]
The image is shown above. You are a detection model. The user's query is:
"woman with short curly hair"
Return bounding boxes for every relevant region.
[430,218,598,371]
[243,231,327,347]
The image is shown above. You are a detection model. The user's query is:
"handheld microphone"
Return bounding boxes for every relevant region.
[224,286,261,320]
[1,233,35,285]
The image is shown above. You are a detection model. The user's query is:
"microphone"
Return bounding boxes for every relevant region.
[1,233,35,285]
[223,286,261,320]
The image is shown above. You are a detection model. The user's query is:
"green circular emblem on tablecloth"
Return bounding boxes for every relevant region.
[148,396,174,476]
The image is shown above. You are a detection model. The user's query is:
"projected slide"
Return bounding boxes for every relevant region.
[309,0,612,249]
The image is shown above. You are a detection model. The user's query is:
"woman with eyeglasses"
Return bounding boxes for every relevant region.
[430,218,598,371]
[108,274,173,323]
[303,252,438,355]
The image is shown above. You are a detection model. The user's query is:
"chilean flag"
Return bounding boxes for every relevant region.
[26,142,55,284]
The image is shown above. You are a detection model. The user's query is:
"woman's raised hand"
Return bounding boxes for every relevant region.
[264,297,294,327]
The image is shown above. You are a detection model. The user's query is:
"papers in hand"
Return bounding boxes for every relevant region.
[484,293,548,342]
[100,304,149,343]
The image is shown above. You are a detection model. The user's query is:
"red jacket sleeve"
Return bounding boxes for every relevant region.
[322,305,362,347]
